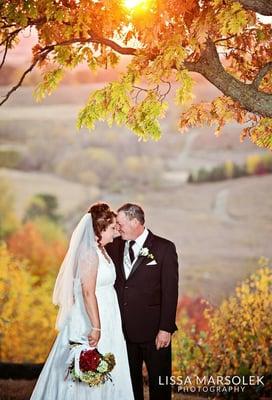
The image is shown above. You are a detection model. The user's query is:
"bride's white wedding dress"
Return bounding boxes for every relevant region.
[30,246,134,400]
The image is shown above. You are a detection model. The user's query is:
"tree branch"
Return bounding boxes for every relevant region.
[159,80,171,102]
[0,38,10,69]
[0,28,22,47]
[214,35,237,43]
[184,38,272,118]
[252,62,272,89]
[0,28,23,70]
[0,48,52,106]
[0,60,37,106]
[0,34,136,106]
[0,22,17,29]
[90,34,137,55]
[29,33,137,56]
[238,0,272,16]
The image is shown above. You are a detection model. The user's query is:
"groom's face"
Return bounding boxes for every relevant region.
[117,211,137,240]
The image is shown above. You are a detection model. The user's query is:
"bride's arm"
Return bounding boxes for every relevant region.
[82,278,101,347]
[80,252,101,347]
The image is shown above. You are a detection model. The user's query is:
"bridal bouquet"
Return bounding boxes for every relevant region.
[67,344,116,387]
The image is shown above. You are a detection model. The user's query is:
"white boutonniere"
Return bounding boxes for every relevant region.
[139,247,154,260]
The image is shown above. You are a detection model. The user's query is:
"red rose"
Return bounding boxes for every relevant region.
[79,349,101,372]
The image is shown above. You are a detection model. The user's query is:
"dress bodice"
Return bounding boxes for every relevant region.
[95,247,116,290]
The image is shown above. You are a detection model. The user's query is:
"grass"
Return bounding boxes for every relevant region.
[0,379,36,400]
[0,380,207,400]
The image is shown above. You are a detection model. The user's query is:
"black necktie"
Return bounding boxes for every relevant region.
[128,240,135,264]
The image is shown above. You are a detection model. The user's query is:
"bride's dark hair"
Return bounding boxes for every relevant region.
[88,202,116,247]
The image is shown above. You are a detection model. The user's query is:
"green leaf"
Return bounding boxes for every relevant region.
[250,118,272,150]
[175,70,194,105]
[33,68,64,102]
[217,2,249,36]
[77,81,168,141]
[127,92,168,141]
[77,89,108,130]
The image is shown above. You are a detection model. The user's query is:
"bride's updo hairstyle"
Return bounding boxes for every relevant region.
[88,202,116,247]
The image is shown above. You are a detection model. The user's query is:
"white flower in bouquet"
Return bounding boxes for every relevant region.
[97,360,108,373]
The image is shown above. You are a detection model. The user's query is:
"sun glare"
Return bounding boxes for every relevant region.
[124,0,146,9]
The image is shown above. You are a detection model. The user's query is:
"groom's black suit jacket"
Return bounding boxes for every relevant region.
[106,230,179,343]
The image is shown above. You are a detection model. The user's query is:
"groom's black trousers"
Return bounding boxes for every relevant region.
[126,339,172,400]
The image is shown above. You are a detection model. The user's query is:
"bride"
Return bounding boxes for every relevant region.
[30,203,134,400]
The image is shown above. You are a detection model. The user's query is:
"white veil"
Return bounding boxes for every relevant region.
[52,213,98,330]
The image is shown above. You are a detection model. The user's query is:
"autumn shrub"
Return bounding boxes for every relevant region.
[224,160,235,179]
[0,178,19,240]
[23,194,61,223]
[172,296,210,378]
[262,153,272,172]
[31,217,67,244]
[176,296,209,334]
[232,163,247,178]
[246,155,263,175]
[123,156,163,187]
[0,149,22,168]
[77,170,99,186]
[209,165,226,182]
[0,244,57,363]
[7,221,67,280]
[173,258,272,396]
[245,154,272,176]
[204,259,271,377]
[189,153,272,183]
[56,147,118,188]
[189,168,210,183]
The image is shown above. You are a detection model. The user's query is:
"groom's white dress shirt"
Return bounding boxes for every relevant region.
[124,228,149,279]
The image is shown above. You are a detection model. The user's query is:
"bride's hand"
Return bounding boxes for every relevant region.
[88,329,100,347]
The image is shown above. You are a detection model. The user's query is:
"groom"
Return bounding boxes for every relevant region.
[106,203,179,400]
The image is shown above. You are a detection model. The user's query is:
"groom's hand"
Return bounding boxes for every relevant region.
[155,330,171,350]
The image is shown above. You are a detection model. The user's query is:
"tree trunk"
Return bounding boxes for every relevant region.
[238,0,272,16]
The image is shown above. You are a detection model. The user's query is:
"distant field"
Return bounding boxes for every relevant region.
[0,168,100,218]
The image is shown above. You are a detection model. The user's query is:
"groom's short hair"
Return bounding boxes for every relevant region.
[117,203,145,225]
